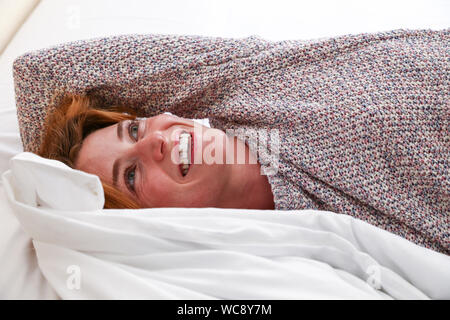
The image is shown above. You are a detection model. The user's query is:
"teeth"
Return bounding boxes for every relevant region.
[181,164,189,176]
[179,132,191,176]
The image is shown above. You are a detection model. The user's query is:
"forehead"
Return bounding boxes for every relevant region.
[74,123,119,183]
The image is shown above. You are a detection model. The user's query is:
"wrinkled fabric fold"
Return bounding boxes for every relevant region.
[3,152,450,299]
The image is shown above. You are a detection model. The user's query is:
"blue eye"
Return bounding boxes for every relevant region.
[125,167,136,192]
[128,121,139,141]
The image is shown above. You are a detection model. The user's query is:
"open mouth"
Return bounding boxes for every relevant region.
[179,131,192,177]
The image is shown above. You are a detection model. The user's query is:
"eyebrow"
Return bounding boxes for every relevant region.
[112,121,125,187]
[117,120,124,140]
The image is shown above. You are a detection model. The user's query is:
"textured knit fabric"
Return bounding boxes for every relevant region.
[13,29,449,254]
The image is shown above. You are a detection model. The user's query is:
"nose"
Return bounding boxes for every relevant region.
[136,130,167,162]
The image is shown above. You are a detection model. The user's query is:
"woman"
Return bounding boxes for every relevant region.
[14,29,448,254]
[38,93,275,210]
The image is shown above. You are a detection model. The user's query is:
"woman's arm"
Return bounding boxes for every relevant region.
[13,33,270,153]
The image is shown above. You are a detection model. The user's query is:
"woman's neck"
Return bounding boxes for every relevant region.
[218,136,275,210]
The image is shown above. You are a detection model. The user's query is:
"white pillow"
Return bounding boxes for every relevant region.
[8,152,104,210]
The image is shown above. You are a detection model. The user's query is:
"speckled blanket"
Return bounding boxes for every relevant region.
[13,29,449,253]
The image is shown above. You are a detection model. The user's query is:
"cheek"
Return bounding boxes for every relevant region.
[138,171,193,207]
[139,174,175,207]
[178,168,226,207]
[137,137,231,208]
[139,170,224,208]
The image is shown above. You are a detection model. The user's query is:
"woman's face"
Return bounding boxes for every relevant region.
[75,113,235,208]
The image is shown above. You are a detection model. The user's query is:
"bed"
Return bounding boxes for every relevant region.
[0,0,449,300]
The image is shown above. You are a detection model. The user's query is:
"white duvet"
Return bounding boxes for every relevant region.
[2,152,449,299]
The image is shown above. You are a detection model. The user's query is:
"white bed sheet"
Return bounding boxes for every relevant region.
[3,152,450,299]
[0,0,449,299]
